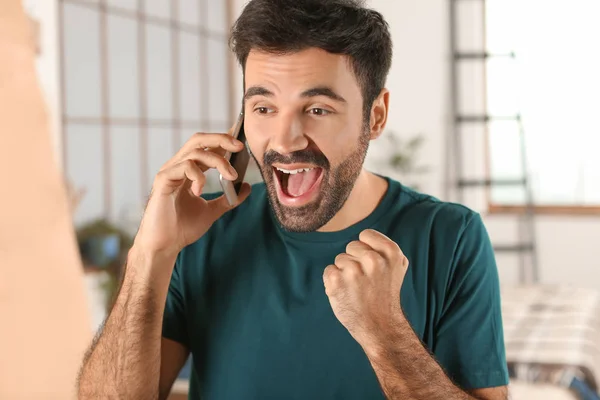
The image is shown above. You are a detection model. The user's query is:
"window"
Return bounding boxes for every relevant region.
[60,0,233,227]
[485,0,600,211]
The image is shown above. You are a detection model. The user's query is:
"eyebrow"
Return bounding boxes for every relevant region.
[243,85,347,103]
[301,86,347,103]
[243,86,274,102]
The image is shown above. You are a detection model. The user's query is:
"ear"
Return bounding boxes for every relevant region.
[368,88,390,140]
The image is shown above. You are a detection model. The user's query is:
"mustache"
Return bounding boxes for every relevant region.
[263,149,329,169]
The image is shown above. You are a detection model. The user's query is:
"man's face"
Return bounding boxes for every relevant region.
[243,48,370,232]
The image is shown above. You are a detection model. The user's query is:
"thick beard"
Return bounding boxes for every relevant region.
[254,129,370,232]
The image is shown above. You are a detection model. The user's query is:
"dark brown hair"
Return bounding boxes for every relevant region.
[229,0,393,119]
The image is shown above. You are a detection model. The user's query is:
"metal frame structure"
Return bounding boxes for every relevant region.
[448,0,539,284]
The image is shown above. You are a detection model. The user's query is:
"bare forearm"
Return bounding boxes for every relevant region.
[364,316,474,400]
[77,247,176,399]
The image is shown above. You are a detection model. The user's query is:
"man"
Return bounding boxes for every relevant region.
[77,0,509,399]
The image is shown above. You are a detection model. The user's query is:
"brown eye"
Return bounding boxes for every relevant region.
[309,108,330,116]
[254,106,275,115]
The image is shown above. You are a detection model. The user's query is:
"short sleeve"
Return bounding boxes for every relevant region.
[433,213,509,390]
[162,254,189,347]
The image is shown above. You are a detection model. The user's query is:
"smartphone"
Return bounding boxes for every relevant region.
[219,109,249,206]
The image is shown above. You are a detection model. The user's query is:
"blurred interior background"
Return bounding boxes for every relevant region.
[11,0,600,399]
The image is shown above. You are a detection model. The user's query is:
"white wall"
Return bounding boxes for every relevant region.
[231,0,600,292]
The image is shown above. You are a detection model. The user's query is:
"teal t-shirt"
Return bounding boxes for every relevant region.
[163,178,509,399]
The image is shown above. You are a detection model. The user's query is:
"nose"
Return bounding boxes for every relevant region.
[268,112,309,155]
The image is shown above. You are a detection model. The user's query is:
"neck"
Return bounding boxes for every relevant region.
[317,170,389,232]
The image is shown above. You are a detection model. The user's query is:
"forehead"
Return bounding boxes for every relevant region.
[244,48,360,95]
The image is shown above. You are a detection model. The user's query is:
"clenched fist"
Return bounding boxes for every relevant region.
[323,229,409,350]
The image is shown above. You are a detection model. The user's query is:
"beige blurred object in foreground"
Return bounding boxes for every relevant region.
[0,0,92,399]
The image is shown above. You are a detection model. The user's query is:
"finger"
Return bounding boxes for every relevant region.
[187,131,243,152]
[205,182,252,221]
[155,159,205,195]
[334,253,363,278]
[166,133,244,168]
[358,229,403,262]
[345,240,373,258]
[174,148,238,180]
[334,253,359,268]
[189,173,207,197]
[323,264,342,295]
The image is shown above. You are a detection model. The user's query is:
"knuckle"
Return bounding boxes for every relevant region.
[154,170,167,184]
[384,241,402,262]
[382,240,397,252]
[183,159,196,169]
[189,147,204,157]
[364,251,383,268]
[324,266,341,286]
[365,250,380,264]
[345,240,361,253]
[345,263,362,280]
[334,253,350,266]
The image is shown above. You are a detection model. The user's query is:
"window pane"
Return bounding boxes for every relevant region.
[206,37,230,124]
[146,0,170,19]
[109,126,141,224]
[178,127,197,149]
[179,32,202,123]
[485,0,520,54]
[583,152,600,205]
[107,0,136,11]
[63,3,101,117]
[487,0,600,205]
[179,0,200,27]
[205,0,227,34]
[145,24,172,120]
[66,124,104,225]
[211,120,231,134]
[486,58,520,117]
[488,121,526,205]
[108,14,139,118]
[147,128,174,189]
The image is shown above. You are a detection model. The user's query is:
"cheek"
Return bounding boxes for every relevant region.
[244,119,268,165]
[312,120,363,165]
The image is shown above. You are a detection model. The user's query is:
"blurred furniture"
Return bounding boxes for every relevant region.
[509,381,580,400]
[503,285,600,399]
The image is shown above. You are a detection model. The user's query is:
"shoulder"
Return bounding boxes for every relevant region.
[389,180,481,236]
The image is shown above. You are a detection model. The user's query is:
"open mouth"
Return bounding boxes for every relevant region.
[272,165,324,206]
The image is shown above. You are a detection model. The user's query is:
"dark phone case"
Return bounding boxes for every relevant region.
[228,123,250,194]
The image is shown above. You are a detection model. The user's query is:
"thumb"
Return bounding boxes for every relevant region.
[206,182,252,220]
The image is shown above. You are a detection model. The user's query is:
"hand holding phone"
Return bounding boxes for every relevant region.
[220,110,250,206]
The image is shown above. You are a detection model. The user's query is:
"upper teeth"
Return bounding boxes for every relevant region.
[276,167,314,175]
